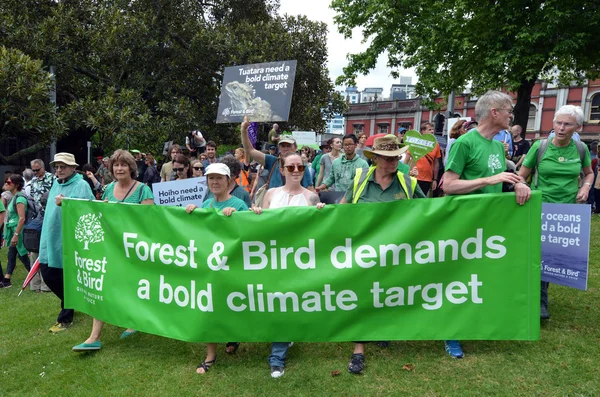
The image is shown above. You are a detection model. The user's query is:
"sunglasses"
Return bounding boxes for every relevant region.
[193,167,204,171]
[173,167,186,172]
[32,168,41,173]
[5,180,13,185]
[283,164,306,172]
[376,155,399,163]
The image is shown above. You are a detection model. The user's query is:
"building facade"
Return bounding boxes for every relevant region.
[345,80,600,140]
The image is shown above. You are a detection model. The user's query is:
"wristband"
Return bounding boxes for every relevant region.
[13,233,19,237]
[584,182,592,188]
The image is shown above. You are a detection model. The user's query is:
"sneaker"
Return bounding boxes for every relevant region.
[444,340,464,358]
[540,303,550,320]
[0,280,12,288]
[270,366,285,378]
[348,353,365,374]
[49,322,72,333]
[376,341,390,348]
[288,342,294,348]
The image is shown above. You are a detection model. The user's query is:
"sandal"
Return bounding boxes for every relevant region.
[196,356,217,374]
[225,342,240,354]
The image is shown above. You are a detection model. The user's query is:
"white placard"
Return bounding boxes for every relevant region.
[152,177,207,207]
[292,131,317,146]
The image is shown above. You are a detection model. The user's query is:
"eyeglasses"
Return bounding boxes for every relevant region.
[32,168,41,173]
[193,167,204,171]
[376,155,399,163]
[54,165,70,170]
[343,143,356,147]
[283,164,306,172]
[496,107,514,115]
[554,121,576,128]
[4,180,13,185]
[173,167,186,172]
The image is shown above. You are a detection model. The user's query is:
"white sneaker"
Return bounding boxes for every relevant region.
[270,366,285,378]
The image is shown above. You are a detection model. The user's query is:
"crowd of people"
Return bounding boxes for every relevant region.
[0,90,594,377]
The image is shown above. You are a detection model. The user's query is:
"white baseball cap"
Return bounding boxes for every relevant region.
[205,163,230,177]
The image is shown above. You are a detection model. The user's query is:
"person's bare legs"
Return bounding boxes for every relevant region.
[83,318,104,343]
[196,343,217,374]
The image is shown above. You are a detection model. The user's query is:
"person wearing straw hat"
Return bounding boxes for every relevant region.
[340,134,425,375]
[39,153,95,333]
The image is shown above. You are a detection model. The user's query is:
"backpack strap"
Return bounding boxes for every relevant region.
[264,157,278,189]
[533,139,550,188]
[574,140,588,165]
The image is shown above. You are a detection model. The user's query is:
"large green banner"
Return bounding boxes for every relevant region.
[63,192,542,342]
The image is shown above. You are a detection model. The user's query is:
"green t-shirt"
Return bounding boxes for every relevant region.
[0,200,5,214]
[397,162,410,174]
[5,194,27,229]
[445,129,506,195]
[102,182,154,203]
[522,140,591,203]
[202,196,248,212]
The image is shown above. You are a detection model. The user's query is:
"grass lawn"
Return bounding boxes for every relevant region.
[1,217,599,397]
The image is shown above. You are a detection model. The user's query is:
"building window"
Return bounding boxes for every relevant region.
[397,122,412,131]
[527,103,537,130]
[591,94,600,121]
[353,124,364,133]
[378,124,389,134]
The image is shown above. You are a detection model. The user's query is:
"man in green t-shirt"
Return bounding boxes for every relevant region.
[268,124,280,145]
[441,90,532,360]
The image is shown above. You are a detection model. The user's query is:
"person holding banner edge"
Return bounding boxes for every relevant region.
[443,90,532,358]
[339,134,424,374]
[39,152,95,333]
[73,150,154,351]
[251,151,325,378]
[185,162,248,374]
[517,105,592,320]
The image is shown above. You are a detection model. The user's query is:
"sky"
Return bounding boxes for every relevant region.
[278,0,417,96]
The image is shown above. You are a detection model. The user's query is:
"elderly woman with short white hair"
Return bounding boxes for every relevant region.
[518,105,593,320]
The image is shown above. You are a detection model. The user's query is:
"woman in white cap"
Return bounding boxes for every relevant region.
[73,149,154,352]
[250,151,325,378]
[39,152,95,333]
[185,162,248,374]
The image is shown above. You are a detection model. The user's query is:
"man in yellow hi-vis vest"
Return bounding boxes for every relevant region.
[339,134,426,375]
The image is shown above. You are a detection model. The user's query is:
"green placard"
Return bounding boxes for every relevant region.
[63,192,542,342]
[404,130,438,160]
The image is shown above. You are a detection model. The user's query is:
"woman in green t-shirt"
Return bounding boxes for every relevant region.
[73,150,154,352]
[1,174,31,288]
[518,105,593,320]
[186,162,248,374]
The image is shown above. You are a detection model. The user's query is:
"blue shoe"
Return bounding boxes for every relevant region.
[72,341,102,352]
[444,340,464,358]
[120,330,138,339]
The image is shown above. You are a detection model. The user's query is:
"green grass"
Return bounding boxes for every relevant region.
[1,217,599,397]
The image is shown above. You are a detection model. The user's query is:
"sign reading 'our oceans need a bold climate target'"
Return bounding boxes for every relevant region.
[62,192,542,343]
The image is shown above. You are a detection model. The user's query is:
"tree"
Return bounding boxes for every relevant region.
[1,0,343,161]
[0,46,65,164]
[75,213,104,250]
[331,0,600,135]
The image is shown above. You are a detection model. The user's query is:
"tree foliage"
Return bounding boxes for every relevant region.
[0,45,66,163]
[0,0,344,161]
[331,0,600,133]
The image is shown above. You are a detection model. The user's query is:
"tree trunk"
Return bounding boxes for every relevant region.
[513,78,537,139]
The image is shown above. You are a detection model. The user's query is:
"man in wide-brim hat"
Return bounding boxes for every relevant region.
[339,134,426,375]
[39,152,95,334]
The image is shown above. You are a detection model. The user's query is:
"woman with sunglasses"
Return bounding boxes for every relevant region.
[251,152,324,378]
[190,159,204,178]
[172,154,192,180]
[73,149,154,352]
[0,174,31,288]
